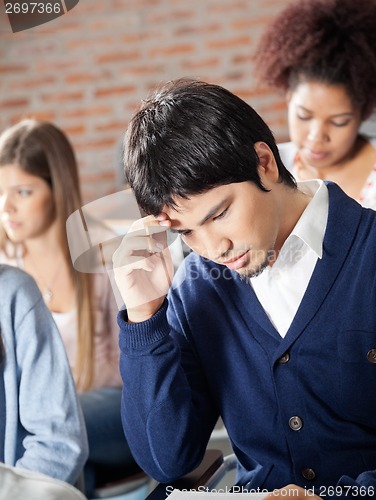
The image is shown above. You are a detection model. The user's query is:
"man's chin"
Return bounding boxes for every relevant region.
[237,261,268,280]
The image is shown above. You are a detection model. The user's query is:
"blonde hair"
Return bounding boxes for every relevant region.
[0,119,95,391]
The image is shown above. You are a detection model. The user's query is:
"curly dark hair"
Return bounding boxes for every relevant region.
[253,0,376,118]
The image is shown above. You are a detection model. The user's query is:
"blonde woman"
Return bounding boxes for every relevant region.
[0,119,134,496]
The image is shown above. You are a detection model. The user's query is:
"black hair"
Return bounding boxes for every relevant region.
[254,0,376,118]
[124,78,296,215]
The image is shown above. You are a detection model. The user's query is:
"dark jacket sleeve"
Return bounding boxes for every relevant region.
[118,295,218,483]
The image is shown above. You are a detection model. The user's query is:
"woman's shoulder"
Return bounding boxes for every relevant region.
[0,265,40,304]
[364,135,376,150]
[277,141,297,171]
[0,243,22,267]
[0,264,33,287]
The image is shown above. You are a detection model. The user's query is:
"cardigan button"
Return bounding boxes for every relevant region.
[301,468,316,481]
[367,349,376,363]
[278,352,290,364]
[289,416,303,431]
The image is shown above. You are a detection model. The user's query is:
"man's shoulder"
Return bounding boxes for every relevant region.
[326,181,376,223]
[325,182,376,254]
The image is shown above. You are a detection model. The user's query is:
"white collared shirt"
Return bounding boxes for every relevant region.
[250,180,329,337]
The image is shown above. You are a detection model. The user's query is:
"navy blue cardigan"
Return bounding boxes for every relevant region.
[119,182,376,495]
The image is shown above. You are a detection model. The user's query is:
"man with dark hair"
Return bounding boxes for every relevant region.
[113,78,376,499]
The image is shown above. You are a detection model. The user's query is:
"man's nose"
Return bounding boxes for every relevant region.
[197,233,231,262]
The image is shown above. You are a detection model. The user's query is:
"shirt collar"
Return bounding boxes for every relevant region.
[287,179,329,259]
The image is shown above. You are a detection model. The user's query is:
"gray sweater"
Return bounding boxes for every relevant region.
[0,265,88,484]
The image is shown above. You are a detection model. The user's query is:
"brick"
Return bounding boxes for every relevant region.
[149,43,195,57]
[81,171,116,183]
[0,0,290,201]
[64,73,97,84]
[42,91,84,102]
[207,36,252,50]
[148,10,195,24]
[36,61,78,72]
[0,64,27,73]
[63,105,113,119]
[66,36,115,50]
[95,121,127,133]
[96,51,141,64]
[11,76,56,90]
[75,138,118,150]
[63,124,87,136]
[258,101,288,113]
[122,64,164,76]
[210,2,250,13]
[9,111,56,123]
[174,23,221,36]
[94,86,136,98]
[184,57,220,69]
[120,34,150,44]
[0,98,29,109]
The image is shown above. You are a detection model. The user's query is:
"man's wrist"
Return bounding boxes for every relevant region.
[127,298,166,324]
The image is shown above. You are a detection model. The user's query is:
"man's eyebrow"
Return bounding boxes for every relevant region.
[170,198,228,234]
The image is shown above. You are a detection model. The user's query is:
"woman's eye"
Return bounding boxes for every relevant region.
[297,114,311,121]
[181,230,192,238]
[332,120,350,127]
[18,189,32,197]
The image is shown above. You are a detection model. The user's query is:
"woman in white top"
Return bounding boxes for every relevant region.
[0,119,134,496]
[254,0,376,209]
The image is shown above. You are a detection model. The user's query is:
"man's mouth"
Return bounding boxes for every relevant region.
[221,250,249,270]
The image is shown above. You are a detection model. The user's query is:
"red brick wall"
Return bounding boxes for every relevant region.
[0,0,288,203]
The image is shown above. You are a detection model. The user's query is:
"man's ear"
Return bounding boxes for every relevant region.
[254,141,279,182]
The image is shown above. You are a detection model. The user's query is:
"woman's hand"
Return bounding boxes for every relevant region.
[294,153,320,181]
